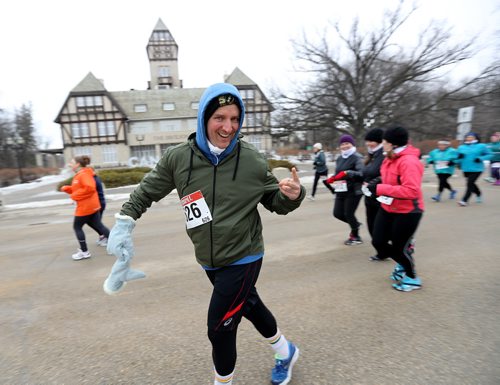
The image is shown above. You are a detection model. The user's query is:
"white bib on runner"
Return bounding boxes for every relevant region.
[376,195,394,205]
[181,190,213,229]
[333,180,348,192]
[436,160,449,170]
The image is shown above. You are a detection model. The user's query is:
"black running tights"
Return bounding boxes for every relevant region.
[437,173,453,193]
[462,172,481,202]
[73,212,110,252]
[372,209,422,278]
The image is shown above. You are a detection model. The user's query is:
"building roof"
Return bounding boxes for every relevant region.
[225,67,257,86]
[111,88,205,121]
[71,72,107,93]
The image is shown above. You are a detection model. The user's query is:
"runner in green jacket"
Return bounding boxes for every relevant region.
[104,83,305,385]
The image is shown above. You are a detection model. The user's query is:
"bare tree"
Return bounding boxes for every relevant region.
[272,1,500,143]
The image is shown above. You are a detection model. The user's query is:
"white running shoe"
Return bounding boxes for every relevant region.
[97,237,108,247]
[72,249,91,260]
[307,195,315,201]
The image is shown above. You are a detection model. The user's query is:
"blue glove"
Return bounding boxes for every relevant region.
[103,214,146,295]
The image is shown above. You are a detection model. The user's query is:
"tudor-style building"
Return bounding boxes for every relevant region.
[55,19,273,168]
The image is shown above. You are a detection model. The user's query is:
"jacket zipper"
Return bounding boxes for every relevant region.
[210,165,217,268]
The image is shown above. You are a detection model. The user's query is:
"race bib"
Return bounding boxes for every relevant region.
[492,162,500,168]
[333,180,348,192]
[376,195,394,205]
[181,190,213,229]
[436,161,449,170]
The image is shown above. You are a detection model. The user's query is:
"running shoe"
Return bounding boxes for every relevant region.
[369,255,387,261]
[393,276,422,292]
[476,196,482,203]
[449,190,457,200]
[457,201,468,207]
[271,341,300,385]
[306,195,315,201]
[72,249,91,260]
[390,264,405,281]
[344,234,363,245]
[96,237,108,247]
[431,194,440,202]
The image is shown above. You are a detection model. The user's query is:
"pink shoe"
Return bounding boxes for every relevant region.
[494,180,500,186]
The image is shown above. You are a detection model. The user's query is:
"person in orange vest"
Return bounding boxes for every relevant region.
[60,155,110,260]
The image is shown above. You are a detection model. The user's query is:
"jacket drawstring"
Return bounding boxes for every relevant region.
[186,148,194,187]
[232,141,241,181]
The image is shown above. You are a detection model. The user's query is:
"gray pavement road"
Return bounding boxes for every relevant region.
[1,171,499,385]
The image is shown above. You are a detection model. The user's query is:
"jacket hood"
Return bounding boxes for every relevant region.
[196,83,245,165]
[394,144,421,159]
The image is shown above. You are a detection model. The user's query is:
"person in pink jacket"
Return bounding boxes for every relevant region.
[365,126,424,292]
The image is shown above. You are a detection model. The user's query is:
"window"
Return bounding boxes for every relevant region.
[187,119,197,131]
[102,145,117,164]
[73,146,91,157]
[241,89,255,100]
[247,135,262,150]
[246,113,256,127]
[98,121,116,136]
[76,95,103,108]
[162,103,175,111]
[152,31,172,41]
[131,145,156,160]
[71,123,89,138]
[158,66,170,77]
[130,122,153,134]
[134,104,148,113]
[191,102,199,110]
[159,120,181,132]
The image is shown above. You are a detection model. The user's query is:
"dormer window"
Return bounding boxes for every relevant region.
[134,104,148,113]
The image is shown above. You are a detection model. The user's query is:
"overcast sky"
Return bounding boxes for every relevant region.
[0,0,498,149]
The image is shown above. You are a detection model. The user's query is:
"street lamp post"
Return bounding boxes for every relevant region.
[6,135,25,184]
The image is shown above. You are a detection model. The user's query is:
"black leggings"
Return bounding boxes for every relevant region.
[73,212,110,252]
[462,172,482,202]
[311,170,328,197]
[333,194,362,235]
[364,196,380,238]
[437,173,453,193]
[372,209,422,278]
[205,259,277,376]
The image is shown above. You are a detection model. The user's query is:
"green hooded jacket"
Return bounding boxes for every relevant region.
[120,83,305,268]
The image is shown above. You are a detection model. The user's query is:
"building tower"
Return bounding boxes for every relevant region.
[146,19,182,89]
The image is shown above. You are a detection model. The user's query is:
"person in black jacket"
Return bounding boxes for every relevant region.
[359,128,385,260]
[307,142,329,200]
[324,134,364,245]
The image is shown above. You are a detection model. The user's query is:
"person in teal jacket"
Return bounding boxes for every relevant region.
[485,132,500,185]
[426,140,458,201]
[456,132,492,206]
[103,83,305,385]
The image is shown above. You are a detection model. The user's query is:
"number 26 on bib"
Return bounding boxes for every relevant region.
[181,190,213,229]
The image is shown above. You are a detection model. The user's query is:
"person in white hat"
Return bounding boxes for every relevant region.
[307,142,329,200]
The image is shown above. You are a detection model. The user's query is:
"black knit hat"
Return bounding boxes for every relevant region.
[203,93,241,128]
[383,126,408,147]
[364,128,384,143]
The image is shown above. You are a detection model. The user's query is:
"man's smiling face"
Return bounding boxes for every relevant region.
[206,104,240,149]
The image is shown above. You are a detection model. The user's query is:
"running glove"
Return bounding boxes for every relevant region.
[325,171,347,184]
[103,214,146,295]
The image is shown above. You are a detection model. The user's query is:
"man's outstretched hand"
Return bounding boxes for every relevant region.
[279,167,301,200]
